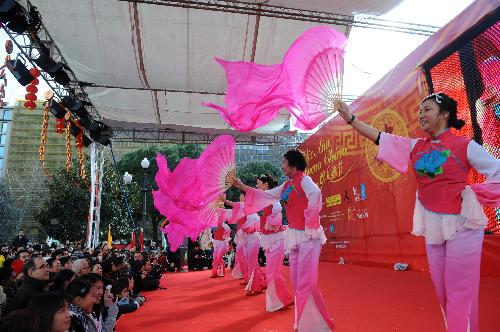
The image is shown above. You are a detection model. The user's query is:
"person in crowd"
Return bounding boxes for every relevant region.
[80,274,118,332]
[91,263,103,276]
[66,278,98,332]
[188,242,209,271]
[111,278,139,319]
[49,269,76,293]
[47,258,62,274]
[7,257,50,314]
[59,257,73,271]
[0,267,16,315]
[27,292,71,332]
[11,230,29,250]
[0,309,40,332]
[72,259,90,278]
[335,94,499,332]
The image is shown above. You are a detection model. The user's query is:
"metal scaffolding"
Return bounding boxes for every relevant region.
[120,0,441,36]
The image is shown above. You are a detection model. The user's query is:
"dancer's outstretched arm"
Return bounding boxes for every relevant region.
[335,101,380,142]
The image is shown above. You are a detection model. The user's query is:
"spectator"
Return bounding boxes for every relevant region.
[11,230,29,250]
[80,274,118,332]
[28,292,71,332]
[111,278,139,319]
[47,258,62,274]
[17,250,30,264]
[49,269,75,293]
[72,259,90,278]
[188,242,209,271]
[0,309,40,332]
[0,267,16,314]
[66,278,97,331]
[59,257,73,270]
[91,263,102,276]
[7,257,49,313]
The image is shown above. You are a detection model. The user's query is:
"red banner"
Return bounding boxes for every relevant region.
[300,0,500,276]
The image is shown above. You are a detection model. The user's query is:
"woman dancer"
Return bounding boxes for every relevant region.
[256,173,294,311]
[211,218,231,278]
[232,149,334,331]
[335,93,499,332]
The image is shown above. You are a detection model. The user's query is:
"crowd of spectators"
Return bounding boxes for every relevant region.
[0,230,167,332]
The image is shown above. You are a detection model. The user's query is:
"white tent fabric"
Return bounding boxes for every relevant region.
[30,0,402,134]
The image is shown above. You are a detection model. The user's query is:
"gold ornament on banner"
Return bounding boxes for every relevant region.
[74,120,86,180]
[39,102,50,165]
[65,112,72,172]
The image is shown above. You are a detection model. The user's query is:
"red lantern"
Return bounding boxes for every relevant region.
[31,78,39,85]
[25,93,37,101]
[24,100,36,110]
[29,67,40,77]
[55,118,65,134]
[26,84,38,93]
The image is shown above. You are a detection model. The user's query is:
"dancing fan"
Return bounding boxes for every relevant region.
[204,26,347,131]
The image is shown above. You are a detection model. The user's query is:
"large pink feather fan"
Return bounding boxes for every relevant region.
[204,26,346,132]
[197,135,236,203]
[283,26,347,130]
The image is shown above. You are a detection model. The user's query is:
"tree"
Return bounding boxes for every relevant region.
[117,144,204,243]
[34,157,141,242]
[0,178,18,243]
[226,161,282,202]
[34,162,91,242]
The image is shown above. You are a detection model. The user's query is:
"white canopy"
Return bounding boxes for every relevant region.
[30,0,402,135]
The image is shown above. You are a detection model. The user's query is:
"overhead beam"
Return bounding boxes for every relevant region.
[119,0,440,36]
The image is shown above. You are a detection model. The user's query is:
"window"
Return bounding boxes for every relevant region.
[1,122,7,132]
[0,147,3,157]
[0,134,5,145]
[0,159,3,169]
[2,110,11,120]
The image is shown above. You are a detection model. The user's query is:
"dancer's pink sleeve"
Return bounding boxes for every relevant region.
[467,141,500,205]
[302,176,322,229]
[244,184,284,215]
[227,203,245,224]
[376,133,416,173]
[267,201,283,227]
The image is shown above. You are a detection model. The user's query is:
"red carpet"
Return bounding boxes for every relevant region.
[116,262,500,331]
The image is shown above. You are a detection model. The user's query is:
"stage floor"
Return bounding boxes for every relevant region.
[116,262,500,331]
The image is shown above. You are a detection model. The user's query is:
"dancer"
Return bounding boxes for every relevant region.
[211,219,231,278]
[335,93,499,332]
[256,173,294,311]
[232,149,334,331]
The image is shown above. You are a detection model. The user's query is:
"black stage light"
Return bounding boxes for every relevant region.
[7,57,34,86]
[83,134,92,147]
[52,67,70,85]
[89,121,113,146]
[49,99,67,119]
[69,121,82,137]
[4,3,29,33]
[61,96,82,111]
[33,51,62,73]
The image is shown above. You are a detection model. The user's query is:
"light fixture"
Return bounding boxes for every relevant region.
[7,56,34,86]
[141,158,150,169]
[123,172,133,184]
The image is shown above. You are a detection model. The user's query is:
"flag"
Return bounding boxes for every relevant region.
[161,232,167,252]
[125,231,136,250]
[139,227,144,251]
[107,225,112,249]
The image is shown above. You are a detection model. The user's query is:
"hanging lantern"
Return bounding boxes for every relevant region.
[39,102,50,165]
[24,68,41,111]
[55,118,65,134]
[65,112,72,172]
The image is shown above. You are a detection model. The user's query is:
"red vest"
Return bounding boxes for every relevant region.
[260,205,283,235]
[410,130,470,214]
[236,217,246,231]
[282,172,308,230]
[213,224,225,240]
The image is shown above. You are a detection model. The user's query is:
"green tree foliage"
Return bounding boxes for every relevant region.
[0,178,18,243]
[225,161,282,202]
[34,163,91,242]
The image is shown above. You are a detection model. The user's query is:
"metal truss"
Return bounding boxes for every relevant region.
[2,1,101,120]
[121,0,440,36]
[111,126,310,145]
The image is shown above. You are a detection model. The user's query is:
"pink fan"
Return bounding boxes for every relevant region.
[202,60,293,132]
[283,26,346,130]
[204,26,346,131]
[197,135,236,203]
